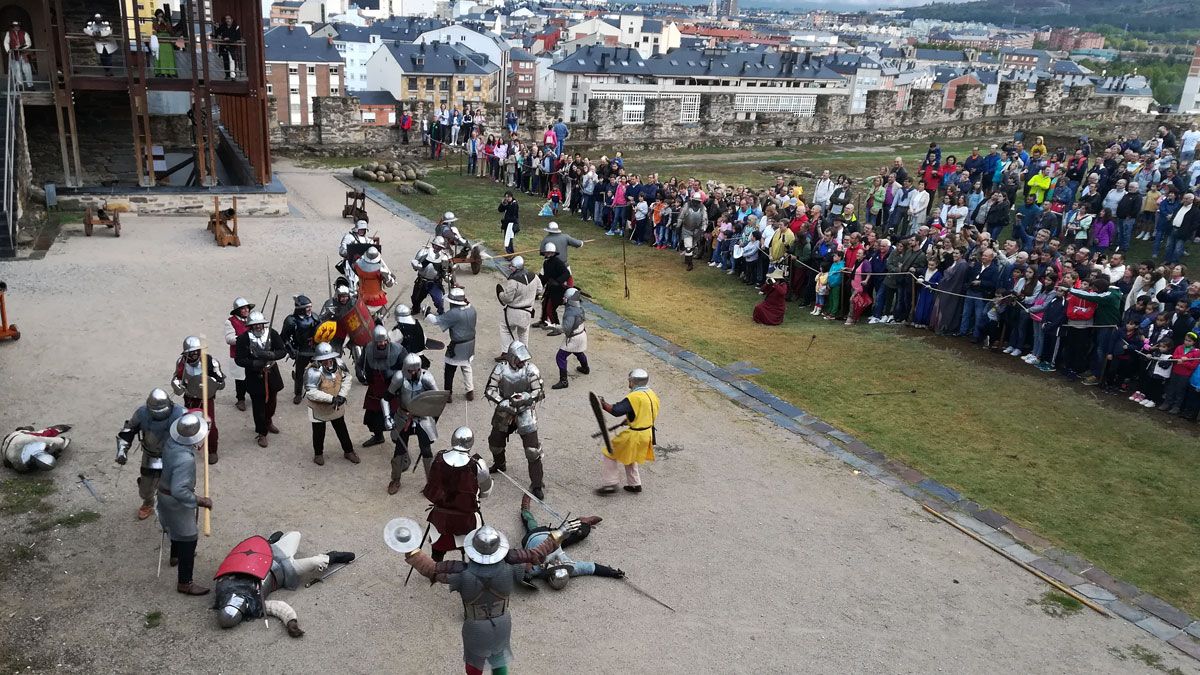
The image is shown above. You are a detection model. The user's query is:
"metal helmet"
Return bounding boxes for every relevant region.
[402,353,423,377]
[246,311,268,327]
[181,335,202,355]
[372,325,390,343]
[505,340,531,366]
[541,241,557,255]
[335,284,351,297]
[447,287,468,306]
[394,304,415,325]
[217,594,250,629]
[442,211,457,223]
[628,368,650,388]
[510,255,525,270]
[20,441,56,471]
[355,219,369,231]
[451,426,474,451]
[294,294,312,309]
[432,235,446,249]
[547,564,571,590]
[170,412,209,446]
[359,247,383,271]
[544,221,561,233]
[564,287,580,305]
[464,525,509,564]
[312,342,337,362]
[230,297,254,313]
[147,388,173,420]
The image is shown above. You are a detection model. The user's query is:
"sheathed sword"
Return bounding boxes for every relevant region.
[494,469,563,522]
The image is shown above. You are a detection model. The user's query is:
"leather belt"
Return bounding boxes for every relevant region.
[629,425,654,431]
[463,601,508,621]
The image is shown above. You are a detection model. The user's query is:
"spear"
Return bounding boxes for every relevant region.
[863,389,917,397]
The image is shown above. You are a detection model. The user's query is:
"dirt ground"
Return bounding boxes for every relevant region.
[0,162,1194,674]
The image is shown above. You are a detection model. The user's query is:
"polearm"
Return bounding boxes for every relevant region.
[863,389,917,397]
[621,223,630,299]
[326,256,333,297]
[590,421,627,439]
[200,335,212,537]
[482,239,597,261]
[494,468,563,522]
[402,522,432,587]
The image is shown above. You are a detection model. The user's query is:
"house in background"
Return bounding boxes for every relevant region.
[355,90,400,125]
[416,22,510,103]
[313,18,448,91]
[265,25,345,125]
[364,40,500,110]
[506,47,538,108]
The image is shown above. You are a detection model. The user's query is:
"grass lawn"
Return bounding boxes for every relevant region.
[356,144,1200,615]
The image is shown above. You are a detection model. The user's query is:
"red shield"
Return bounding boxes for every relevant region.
[213,535,274,581]
[341,298,374,347]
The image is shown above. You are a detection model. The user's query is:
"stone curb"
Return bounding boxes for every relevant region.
[342,174,1200,663]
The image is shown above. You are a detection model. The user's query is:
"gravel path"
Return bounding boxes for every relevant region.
[0,162,1192,674]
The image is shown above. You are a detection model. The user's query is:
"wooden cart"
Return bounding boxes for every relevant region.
[207,197,241,247]
[342,190,368,222]
[83,205,121,237]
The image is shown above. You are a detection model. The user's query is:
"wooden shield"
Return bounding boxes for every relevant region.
[589,391,613,455]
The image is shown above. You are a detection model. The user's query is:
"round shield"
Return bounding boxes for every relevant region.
[315,320,338,343]
[383,517,435,554]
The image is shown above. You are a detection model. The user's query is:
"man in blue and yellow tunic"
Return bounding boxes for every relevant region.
[596,368,659,494]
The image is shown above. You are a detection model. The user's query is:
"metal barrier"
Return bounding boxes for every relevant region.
[2,56,18,256]
[63,31,247,81]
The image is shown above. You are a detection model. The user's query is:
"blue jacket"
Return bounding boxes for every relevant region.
[982,152,1000,176]
[552,122,569,142]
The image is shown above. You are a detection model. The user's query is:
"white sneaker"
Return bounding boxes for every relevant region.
[1141,399,1156,408]
[868,317,879,324]
[708,261,717,267]
[883,315,893,324]
[1002,347,1014,354]
[1011,350,1021,358]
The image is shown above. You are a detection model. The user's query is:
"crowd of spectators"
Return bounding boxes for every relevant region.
[480,122,1200,421]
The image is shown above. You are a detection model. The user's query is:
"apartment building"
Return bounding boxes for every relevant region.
[264,25,344,125]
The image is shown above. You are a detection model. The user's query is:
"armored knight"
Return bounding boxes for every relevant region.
[537,242,570,330]
[495,256,542,360]
[3,425,71,473]
[596,368,660,495]
[386,353,444,494]
[303,343,358,466]
[116,389,187,520]
[171,336,226,464]
[403,523,568,675]
[158,413,213,596]
[338,220,374,270]
[426,287,477,400]
[318,283,358,354]
[679,193,708,272]
[360,324,405,447]
[224,296,255,411]
[550,288,589,390]
[234,311,287,448]
[517,495,623,590]
[410,235,450,315]
[281,294,319,404]
[484,341,547,499]
[421,426,492,561]
[213,530,354,638]
[391,304,428,367]
[353,246,396,313]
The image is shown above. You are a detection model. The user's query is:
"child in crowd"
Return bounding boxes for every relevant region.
[1105,319,1145,391]
[1131,336,1175,408]
[823,250,844,320]
[548,183,562,214]
[813,261,830,316]
[1161,332,1200,415]
[631,193,650,245]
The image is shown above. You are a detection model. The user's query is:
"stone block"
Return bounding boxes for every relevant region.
[1028,558,1087,587]
[1167,634,1200,661]
[1001,543,1040,564]
[1107,600,1149,623]
[1135,594,1194,629]
[1071,583,1117,602]
[1000,522,1052,551]
[1082,567,1140,600]
[1136,616,1183,641]
[916,478,961,504]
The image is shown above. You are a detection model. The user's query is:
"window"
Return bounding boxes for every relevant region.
[362,111,377,122]
[425,77,434,88]
[265,65,272,75]
[289,87,299,95]
[288,65,298,75]
[307,65,316,75]
[407,78,418,91]
[266,83,273,95]
[457,80,465,92]
[329,66,339,75]
[473,77,481,92]
[330,87,340,95]
[388,111,396,124]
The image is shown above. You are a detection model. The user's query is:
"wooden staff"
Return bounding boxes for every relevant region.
[490,239,597,260]
[200,336,212,537]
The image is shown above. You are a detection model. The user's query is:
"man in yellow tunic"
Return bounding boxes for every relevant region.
[596,368,659,495]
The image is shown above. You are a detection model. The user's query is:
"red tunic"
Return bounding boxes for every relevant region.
[752,282,787,326]
[422,454,484,552]
[226,315,248,358]
[354,263,388,308]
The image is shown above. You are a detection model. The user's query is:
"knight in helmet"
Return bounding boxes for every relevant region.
[157,412,214,596]
[402,522,569,674]
[536,241,571,330]
[385,353,445,494]
[212,530,354,638]
[3,425,71,473]
[281,295,319,405]
[495,256,542,361]
[426,287,477,401]
[484,341,547,499]
[421,426,492,561]
[303,343,358,466]
[596,368,660,495]
[410,236,451,315]
[234,311,287,448]
[360,325,405,448]
[171,336,226,464]
[679,192,708,272]
[353,246,396,314]
[517,495,624,590]
[338,220,374,270]
[318,283,358,355]
[391,304,428,367]
[550,288,589,390]
[115,389,186,519]
[223,296,255,411]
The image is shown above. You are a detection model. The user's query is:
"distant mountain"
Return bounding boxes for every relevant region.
[903,0,1200,33]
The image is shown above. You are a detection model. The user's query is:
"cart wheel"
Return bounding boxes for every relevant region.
[9,326,18,341]
[470,254,482,275]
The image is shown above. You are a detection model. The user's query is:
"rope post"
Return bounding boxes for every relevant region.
[199,336,212,537]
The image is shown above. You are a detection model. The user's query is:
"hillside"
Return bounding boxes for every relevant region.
[903,0,1200,34]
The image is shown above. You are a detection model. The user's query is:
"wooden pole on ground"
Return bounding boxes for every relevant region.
[200,336,212,537]
[922,504,1109,617]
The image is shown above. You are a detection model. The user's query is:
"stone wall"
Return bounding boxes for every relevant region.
[568,83,1150,151]
[270,96,567,156]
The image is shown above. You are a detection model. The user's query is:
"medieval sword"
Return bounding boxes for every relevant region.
[76,473,103,502]
[622,577,676,612]
[494,469,563,522]
[306,551,367,588]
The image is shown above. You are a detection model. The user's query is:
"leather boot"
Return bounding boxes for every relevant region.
[551,369,569,390]
[176,582,210,596]
[421,456,433,479]
[388,455,408,495]
[363,433,385,448]
[488,448,506,474]
[286,619,305,638]
[576,364,590,375]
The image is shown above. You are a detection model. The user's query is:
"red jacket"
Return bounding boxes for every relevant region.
[1170,345,1200,377]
